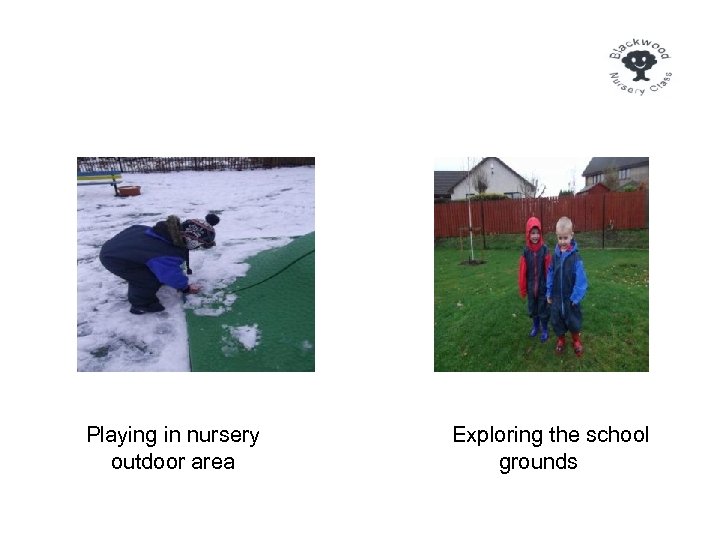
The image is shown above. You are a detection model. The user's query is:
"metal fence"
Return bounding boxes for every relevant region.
[77,157,314,173]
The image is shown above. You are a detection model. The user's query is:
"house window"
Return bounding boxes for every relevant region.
[618,168,629,180]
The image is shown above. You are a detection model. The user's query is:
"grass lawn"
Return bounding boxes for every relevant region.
[434,240,649,372]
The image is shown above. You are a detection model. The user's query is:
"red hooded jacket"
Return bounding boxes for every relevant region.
[518,216,551,299]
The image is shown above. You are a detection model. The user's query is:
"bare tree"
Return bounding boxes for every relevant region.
[520,175,545,198]
[471,170,489,194]
[604,167,620,191]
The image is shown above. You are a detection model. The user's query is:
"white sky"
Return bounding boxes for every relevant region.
[434,157,593,196]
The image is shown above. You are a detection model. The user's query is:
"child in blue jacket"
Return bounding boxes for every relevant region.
[546,216,588,356]
[100,213,219,314]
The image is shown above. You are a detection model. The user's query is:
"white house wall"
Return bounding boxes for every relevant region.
[627,164,649,186]
[450,159,527,200]
[450,176,477,200]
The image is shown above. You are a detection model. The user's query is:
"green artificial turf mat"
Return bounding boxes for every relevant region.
[187,232,314,371]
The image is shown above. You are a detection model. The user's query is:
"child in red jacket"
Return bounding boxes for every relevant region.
[518,217,552,342]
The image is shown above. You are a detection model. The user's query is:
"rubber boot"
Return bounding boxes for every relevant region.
[540,322,549,343]
[572,332,583,357]
[130,302,165,315]
[555,335,566,354]
[529,317,540,338]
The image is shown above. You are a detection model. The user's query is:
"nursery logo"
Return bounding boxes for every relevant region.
[608,38,673,96]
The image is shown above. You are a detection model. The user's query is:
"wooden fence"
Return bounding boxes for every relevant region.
[77,157,314,173]
[434,191,648,238]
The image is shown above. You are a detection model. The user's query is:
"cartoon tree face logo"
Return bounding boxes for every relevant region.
[608,39,673,96]
[621,51,657,81]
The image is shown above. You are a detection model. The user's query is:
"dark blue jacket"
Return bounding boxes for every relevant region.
[99,225,189,290]
[521,244,549,299]
[546,239,588,305]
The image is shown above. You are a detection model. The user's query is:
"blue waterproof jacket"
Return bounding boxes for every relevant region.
[546,239,588,305]
[99,225,189,290]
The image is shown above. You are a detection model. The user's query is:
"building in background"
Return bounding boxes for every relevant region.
[434,157,534,201]
[581,157,649,191]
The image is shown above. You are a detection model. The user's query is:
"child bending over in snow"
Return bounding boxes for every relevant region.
[100,213,220,314]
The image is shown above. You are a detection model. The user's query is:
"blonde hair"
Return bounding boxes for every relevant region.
[556,216,574,234]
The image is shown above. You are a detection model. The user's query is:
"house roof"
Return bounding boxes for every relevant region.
[434,171,468,196]
[577,182,610,195]
[434,157,532,196]
[582,157,649,176]
[470,157,533,191]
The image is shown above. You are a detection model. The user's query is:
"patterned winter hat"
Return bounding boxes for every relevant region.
[182,213,220,250]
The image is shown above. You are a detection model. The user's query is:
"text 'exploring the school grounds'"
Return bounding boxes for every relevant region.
[453,425,650,475]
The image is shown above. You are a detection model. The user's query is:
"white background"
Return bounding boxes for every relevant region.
[2,1,719,538]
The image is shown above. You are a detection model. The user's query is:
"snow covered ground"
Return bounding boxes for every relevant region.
[77,167,315,372]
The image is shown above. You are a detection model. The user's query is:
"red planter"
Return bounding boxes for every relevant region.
[118,186,141,197]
